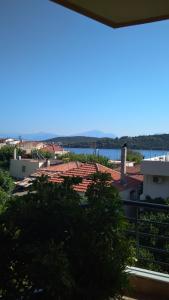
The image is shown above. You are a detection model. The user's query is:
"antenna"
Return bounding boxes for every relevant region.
[93,142,97,155]
[18,135,22,142]
[32,149,45,160]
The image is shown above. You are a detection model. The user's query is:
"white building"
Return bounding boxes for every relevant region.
[19,141,44,154]
[109,160,135,167]
[0,138,20,148]
[141,155,169,199]
[5,138,20,145]
[10,158,46,179]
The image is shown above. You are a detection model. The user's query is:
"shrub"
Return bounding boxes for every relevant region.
[127,149,143,164]
[0,174,131,299]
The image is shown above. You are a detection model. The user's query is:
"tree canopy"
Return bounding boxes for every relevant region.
[0,170,14,194]
[60,152,110,167]
[0,145,24,169]
[32,148,54,159]
[0,173,131,300]
[127,149,143,164]
[128,196,169,273]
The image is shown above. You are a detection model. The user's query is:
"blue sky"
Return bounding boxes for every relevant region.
[1,0,169,137]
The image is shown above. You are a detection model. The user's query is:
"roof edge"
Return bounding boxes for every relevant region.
[50,0,169,29]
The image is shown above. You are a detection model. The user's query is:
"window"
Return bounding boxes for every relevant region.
[153,176,163,184]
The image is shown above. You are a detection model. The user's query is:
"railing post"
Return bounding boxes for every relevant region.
[136,207,139,260]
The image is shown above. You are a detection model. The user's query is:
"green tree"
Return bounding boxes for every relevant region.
[0,188,10,209]
[127,196,169,273]
[0,145,24,169]
[32,149,54,159]
[60,152,110,167]
[0,170,14,194]
[84,173,132,299]
[0,173,131,300]
[127,149,143,164]
[137,210,169,273]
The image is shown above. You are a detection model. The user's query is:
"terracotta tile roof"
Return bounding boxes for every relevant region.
[49,177,93,193]
[42,144,63,153]
[62,164,98,178]
[113,165,143,191]
[20,141,42,146]
[32,161,83,177]
[33,162,143,193]
[115,165,141,175]
[111,174,143,192]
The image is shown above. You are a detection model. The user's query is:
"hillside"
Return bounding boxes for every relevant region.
[46,134,169,150]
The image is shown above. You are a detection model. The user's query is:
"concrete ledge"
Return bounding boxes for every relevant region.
[127,266,169,283]
[126,267,169,299]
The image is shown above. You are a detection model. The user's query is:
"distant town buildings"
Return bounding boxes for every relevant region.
[19,141,44,154]
[42,144,68,157]
[0,138,20,148]
[0,137,68,157]
[11,148,169,201]
[5,137,169,201]
[8,142,143,200]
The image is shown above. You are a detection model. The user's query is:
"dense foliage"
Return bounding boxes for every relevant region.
[0,170,15,194]
[127,149,143,164]
[129,197,169,273]
[32,148,54,159]
[46,134,169,150]
[0,173,131,300]
[0,145,24,169]
[0,170,14,221]
[60,152,110,167]
[137,210,169,273]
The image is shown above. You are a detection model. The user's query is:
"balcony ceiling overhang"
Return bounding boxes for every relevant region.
[50,0,169,28]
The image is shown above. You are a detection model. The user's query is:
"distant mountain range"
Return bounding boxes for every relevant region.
[74,130,116,138]
[46,134,169,150]
[0,130,116,141]
[1,132,169,149]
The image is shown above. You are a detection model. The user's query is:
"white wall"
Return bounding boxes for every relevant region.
[143,174,169,199]
[120,188,140,201]
[10,159,44,179]
[20,142,44,154]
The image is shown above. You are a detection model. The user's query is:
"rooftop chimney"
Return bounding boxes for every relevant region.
[46,159,50,167]
[121,143,127,184]
[13,148,17,160]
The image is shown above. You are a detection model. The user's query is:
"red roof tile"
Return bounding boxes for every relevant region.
[115,165,141,175]
[33,161,143,193]
[32,161,83,176]
[42,144,64,153]
[20,141,43,146]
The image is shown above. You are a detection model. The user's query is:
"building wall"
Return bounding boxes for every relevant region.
[120,188,140,218]
[143,174,169,199]
[19,142,44,154]
[141,160,169,176]
[120,187,140,201]
[10,159,45,179]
